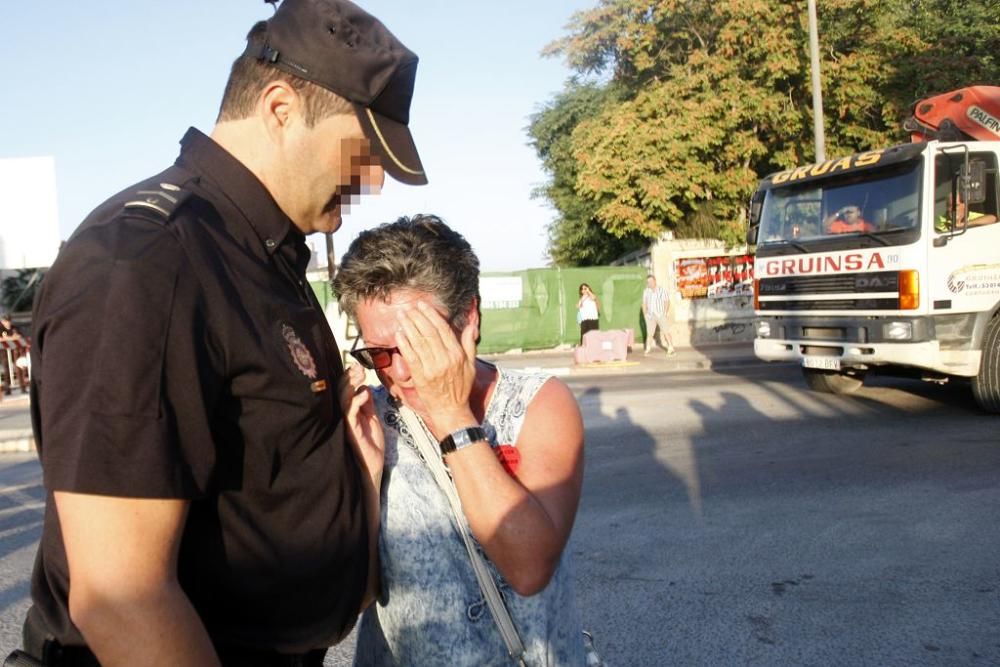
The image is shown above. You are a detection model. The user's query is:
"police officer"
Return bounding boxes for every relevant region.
[21,1,426,665]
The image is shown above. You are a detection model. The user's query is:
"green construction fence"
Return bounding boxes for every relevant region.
[312,265,648,354]
[477,266,647,353]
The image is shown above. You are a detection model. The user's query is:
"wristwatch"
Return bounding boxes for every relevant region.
[439,426,486,456]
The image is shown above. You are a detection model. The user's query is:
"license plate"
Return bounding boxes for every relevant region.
[802,356,841,371]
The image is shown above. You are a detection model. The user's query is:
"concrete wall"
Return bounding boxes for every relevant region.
[618,233,755,347]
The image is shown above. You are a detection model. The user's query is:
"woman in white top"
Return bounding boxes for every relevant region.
[576,283,600,344]
[335,215,588,665]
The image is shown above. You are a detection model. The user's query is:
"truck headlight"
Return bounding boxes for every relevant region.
[883,321,913,340]
[756,320,771,338]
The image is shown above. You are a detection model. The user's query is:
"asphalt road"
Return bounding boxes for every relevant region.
[568,365,1000,666]
[0,364,997,666]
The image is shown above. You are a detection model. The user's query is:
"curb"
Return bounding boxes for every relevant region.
[0,394,34,453]
[505,355,772,378]
[0,433,35,453]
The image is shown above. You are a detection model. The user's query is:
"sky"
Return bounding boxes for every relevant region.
[3,0,595,272]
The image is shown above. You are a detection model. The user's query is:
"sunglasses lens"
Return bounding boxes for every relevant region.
[369,349,394,369]
[351,347,395,370]
[349,350,373,369]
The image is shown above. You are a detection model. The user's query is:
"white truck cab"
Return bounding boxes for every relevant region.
[748,140,1000,412]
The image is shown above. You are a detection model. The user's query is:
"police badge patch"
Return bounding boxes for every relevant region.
[282,324,318,379]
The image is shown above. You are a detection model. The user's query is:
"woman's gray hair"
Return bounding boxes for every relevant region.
[333,215,480,329]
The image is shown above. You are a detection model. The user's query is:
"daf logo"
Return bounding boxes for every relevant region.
[855,275,897,290]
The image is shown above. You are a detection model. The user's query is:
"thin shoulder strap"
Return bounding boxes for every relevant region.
[396,405,527,666]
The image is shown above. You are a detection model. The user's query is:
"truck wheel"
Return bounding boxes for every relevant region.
[972,315,1000,413]
[801,367,865,394]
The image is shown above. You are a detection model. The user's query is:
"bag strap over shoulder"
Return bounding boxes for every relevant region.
[396,405,527,667]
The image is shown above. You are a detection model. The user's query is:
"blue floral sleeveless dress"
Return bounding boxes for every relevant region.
[353,366,586,666]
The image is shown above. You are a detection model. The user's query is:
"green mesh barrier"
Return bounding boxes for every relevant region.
[479,267,647,353]
[312,266,647,354]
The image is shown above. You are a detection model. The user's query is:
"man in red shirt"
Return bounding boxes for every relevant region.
[826,205,876,233]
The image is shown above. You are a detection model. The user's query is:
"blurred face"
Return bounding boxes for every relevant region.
[647,277,656,288]
[283,112,385,234]
[354,289,452,413]
[842,206,862,223]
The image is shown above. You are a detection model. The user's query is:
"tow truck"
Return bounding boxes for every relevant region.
[746,86,1000,412]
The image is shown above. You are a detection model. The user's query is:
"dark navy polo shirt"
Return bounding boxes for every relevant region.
[28,128,367,654]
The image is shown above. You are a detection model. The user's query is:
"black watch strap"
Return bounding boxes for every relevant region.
[439,426,486,456]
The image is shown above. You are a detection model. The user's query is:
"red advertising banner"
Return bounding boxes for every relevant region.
[678,255,754,299]
[676,258,709,298]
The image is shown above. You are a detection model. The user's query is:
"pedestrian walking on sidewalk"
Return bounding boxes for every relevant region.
[0,315,28,396]
[20,1,427,665]
[642,275,676,355]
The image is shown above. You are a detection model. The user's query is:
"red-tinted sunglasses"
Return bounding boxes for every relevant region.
[349,336,400,370]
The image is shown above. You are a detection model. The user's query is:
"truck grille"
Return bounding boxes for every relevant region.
[757,271,901,311]
[758,275,856,294]
[758,298,899,311]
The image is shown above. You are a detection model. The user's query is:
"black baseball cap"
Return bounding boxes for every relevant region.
[246,0,427,185]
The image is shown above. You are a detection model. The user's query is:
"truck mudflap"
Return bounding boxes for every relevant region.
[754,338,982,377]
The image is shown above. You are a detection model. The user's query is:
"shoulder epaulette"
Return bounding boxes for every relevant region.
[123,182,194,222]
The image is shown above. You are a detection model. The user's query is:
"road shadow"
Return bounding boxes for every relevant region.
[662,366,1000,665]
[563,360,1000,665]
[0,456,43,651]
[707,355,996,418]
[568,385,698,664]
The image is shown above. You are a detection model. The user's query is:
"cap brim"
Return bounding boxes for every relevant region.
[355,105,427,186]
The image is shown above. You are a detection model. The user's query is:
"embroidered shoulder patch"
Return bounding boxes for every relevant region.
[282,323,317,379]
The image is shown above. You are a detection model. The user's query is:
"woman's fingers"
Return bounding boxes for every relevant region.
[394,313,423,373]
[395,305,455,377]
[338,363,384,456]
[396,305,453,360]
[415,301,459,344]
[393,303,475,415]
[338,363,365,411]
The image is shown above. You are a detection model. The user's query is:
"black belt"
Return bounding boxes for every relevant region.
[22,607,326,667]
[13,644,326,667]
[8,645,99,667]
[20,609,100,667]
[215,646,327,667]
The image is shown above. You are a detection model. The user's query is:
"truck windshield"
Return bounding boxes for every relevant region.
[757,160,921,247]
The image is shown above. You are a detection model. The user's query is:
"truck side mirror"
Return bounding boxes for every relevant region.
[965,159,986,204]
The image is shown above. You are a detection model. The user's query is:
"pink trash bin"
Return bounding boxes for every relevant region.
[574,329,633,364]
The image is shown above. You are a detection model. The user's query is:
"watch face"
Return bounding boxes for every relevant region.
[440,427,486,455]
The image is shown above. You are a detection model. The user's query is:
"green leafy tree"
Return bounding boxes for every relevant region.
[884,0,1000,102]
[529,80,647,265]
[531,0,1000,263]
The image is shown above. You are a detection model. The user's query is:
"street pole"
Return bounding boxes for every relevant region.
[807,0,826,162]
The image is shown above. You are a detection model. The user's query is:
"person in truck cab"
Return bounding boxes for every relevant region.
[934,191,998,233]
[824,205,876,234]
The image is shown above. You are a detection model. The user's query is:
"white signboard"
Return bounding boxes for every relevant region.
[0,157,61,268]
[480,276,523,309]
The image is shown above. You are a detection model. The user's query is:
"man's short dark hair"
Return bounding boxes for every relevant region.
[217,22,353,126]
[333,215,480,330]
